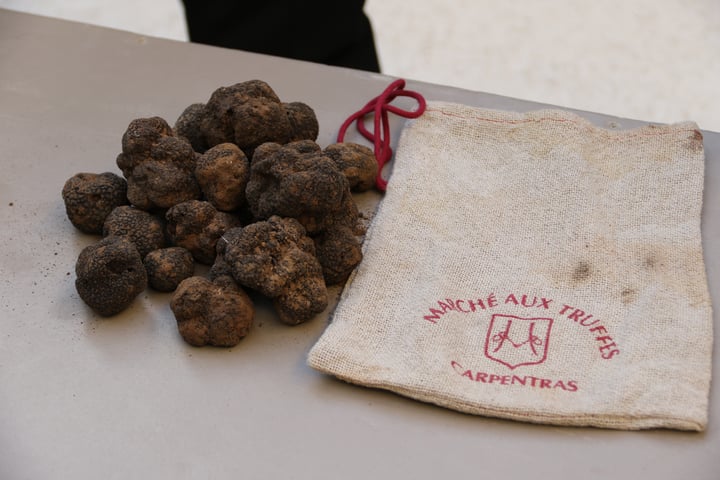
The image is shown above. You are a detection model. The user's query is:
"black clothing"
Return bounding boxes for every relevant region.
[181,0,381,72]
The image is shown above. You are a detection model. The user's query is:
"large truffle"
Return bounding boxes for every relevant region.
[116,116,201,210]
[199,80,318,156]
[62,172,128,234]
[103,205,167,259]
[246,140,358,235]
[195,143,250,212]
[75,236,148,316]
[221,216,328,325]
[170,276,255,347]
[144,247,195,292]
[165,200,241,264]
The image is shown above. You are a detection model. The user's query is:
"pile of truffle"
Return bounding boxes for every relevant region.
[62,80,378,347]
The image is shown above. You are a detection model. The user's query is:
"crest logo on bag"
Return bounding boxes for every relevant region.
[484,314,553,369]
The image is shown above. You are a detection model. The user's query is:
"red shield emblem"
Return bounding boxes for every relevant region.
[484,314,553,369]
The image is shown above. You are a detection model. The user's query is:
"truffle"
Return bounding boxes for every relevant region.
[75,235,148,316]
[313,225,363,285]
[221,216,328,324]
[283,102,320,143]
[116,116,201,210]
[199,80,318,156]
[323,142,378,192]
[174,103,209,153]
[195,143,250,212]
[103,205,167,259]
[246,140,357,235]
[61,172,128,234]
[170,276,255,347]
[144,247,195,292]
[165,200,241,264]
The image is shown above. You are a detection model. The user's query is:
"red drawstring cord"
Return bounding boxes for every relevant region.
[336,79,426,191]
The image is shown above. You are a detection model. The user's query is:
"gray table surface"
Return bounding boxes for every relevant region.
[1,9,718,479]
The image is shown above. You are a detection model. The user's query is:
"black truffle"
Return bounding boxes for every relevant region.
[323,142,378,192]
[165,200,241,264]
[75,236,148,316]
[220,216,328,325]
[144,247,195,292]
[103,205,167,259]
[199,80,318,157]
[62,172,128,234]
[246,140,357,235]
[116,116,201,210]
[195,143,250,212]
[170,276,255,347]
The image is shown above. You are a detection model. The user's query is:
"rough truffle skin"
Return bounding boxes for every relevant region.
[144,247,194,292]
[75,236,148,316]
[199,80,319,157]
[313,225,363,285]
[246,140,356,235]
[116,116,201,210]
[170,276,254,347]
[200,80,291,154]
[323,142,378,192]
[61,172,128,234]
[103,205,167,259]
[165,200,241,265]
[283,102,320,142]
[273,272,329,325]
[195,143,250,212]
[221,216,328,324]
[174,103,208,153]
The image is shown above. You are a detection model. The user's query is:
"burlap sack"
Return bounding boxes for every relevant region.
[308,101,713,431]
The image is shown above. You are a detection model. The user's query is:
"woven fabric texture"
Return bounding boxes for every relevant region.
[308,102,712,431]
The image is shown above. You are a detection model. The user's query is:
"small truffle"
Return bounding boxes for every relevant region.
[174,103,208,153]
[221,216,328,324]
[62,172,128,234]
[165,200,241,264]
[283,102,320,142]
[144,247,195,292]
[103,205,167,259]
[75,236,148,316]
[313,225,363,285]
[195,143,250,212]
[116,116,201,210]
[323,142,378,192]
[170,276,255,347]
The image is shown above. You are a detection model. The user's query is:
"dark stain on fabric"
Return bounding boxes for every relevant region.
[572,262,592,283]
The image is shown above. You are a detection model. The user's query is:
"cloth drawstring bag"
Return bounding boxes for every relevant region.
[309,99,713,431]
